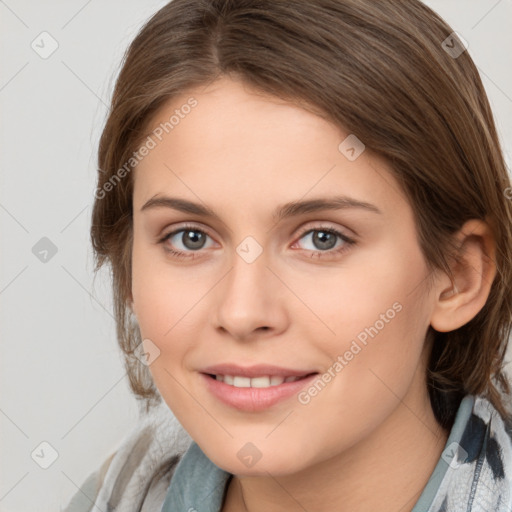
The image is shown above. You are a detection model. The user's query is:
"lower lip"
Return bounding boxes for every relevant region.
[200,373,318,412]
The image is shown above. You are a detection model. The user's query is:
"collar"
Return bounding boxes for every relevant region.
[160,440,232,512]
[411,394,475,511]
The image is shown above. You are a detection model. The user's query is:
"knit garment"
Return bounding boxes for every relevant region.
[63,394,512,512]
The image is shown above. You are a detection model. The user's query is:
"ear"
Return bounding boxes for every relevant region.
[430,219,497,333]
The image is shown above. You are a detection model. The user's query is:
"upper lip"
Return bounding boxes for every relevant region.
[199,363,318,378]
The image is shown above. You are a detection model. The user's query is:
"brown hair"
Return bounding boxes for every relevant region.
[91,0,512,428]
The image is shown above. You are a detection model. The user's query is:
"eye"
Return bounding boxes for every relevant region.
[159,224,215,259]
[158,223,356,260]
[292,226,355,258]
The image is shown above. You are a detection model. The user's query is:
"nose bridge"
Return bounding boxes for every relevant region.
[224,239,270,312]
[214,236,285,338]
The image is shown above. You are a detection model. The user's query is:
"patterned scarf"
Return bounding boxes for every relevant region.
[64,394,512,512]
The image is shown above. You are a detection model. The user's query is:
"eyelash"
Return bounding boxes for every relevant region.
[158,223,356,260]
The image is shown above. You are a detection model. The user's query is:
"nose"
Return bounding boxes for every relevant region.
[213,244,288,341]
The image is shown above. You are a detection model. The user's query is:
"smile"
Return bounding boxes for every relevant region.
[201,372,319,411]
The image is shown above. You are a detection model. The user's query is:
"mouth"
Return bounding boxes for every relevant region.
[200,371,320,412]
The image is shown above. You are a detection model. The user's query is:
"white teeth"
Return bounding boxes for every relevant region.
[233,376,251,387]
[251,376,275,388]
[214,374,302,388]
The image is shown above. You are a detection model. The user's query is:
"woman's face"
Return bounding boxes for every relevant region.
[131,76,441,475]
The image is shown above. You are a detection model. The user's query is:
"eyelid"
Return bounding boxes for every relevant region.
[159,222,216,241]
[159,220,354,243]
[293,220,355,241]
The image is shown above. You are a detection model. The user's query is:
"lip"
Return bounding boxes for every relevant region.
[200,372,319,412]
[199,363,317,378]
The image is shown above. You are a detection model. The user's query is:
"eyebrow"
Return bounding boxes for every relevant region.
[140,195,382,221]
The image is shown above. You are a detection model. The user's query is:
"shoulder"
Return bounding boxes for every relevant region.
[62,402,193,512]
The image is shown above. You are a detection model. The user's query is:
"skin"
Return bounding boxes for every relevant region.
[130,76,497,512]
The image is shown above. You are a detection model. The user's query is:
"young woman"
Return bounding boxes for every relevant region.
[65,1,512,510]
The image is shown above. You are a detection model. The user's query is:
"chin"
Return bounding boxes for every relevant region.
[206,446,306,477]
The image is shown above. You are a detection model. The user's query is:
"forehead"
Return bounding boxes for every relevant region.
[132,77,410,222]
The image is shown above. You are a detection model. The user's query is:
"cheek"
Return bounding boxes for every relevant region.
[301,238,431,394]
[131,237,213,357]
[130,245,196,411]
[131,235,177,340]
[285,236,428,343]
[294,291,431,467]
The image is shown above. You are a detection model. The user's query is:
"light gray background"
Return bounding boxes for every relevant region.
[1,1,511,511]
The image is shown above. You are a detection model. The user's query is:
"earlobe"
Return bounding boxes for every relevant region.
[429,219,497,333]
